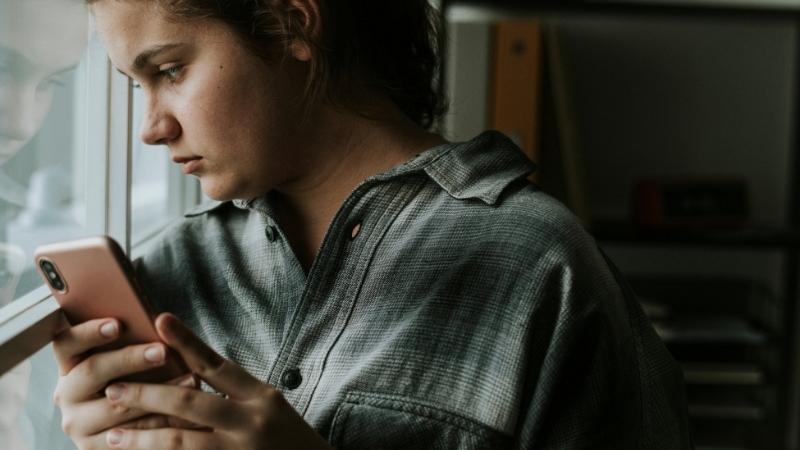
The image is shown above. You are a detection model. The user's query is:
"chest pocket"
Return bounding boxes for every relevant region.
[328,392,512,450]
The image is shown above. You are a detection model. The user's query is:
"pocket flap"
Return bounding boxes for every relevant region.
[329,392,511,450]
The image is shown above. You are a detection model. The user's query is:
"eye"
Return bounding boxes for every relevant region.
[158,65,184,83]
[47,73,70,88]
[36,72,71,93]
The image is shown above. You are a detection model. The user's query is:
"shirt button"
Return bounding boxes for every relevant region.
[265,226,278,242]
[350,222,362,240]
[281,368,302,390]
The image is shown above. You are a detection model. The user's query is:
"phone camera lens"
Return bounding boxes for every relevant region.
[39,260,66,292]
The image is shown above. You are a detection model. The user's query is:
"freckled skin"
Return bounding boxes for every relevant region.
[93,1,311,201]
[92,0,445,266]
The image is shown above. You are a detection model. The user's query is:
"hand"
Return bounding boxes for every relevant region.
[101,313,334,450]
[52,318,199,449]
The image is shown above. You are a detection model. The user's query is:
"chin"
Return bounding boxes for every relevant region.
[198,180,230,202]
[0,144,24,167]
[199,178,252,203]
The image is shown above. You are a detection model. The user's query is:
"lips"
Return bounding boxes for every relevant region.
[172,155,203,175]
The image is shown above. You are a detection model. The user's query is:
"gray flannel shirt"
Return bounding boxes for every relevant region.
[136,131,692,449]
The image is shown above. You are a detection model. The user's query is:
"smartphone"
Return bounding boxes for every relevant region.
[34,236,187,383]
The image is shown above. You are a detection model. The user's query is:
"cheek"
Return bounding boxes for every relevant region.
[34,88,55,125]
[0,82,52,144]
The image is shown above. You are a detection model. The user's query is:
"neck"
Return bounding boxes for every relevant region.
[271,102,446,270]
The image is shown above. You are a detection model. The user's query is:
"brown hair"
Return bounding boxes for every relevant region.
[91,0,448,129]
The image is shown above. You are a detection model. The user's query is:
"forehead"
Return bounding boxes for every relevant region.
[0,0,88,72]
[91,1,211,69]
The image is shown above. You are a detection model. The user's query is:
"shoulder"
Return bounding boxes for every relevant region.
[451,180,601,271]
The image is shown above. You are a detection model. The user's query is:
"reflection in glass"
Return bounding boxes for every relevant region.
[1,2,90,448]
[0,345,75,450]
[0,0,91,305]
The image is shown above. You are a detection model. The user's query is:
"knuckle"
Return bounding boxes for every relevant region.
[61,415,75,436]
[262,385,284,407]
[53,377,71,406]
[77,355,99,379]
[196,359,225,379]
[176,387,196,409]
[111,403,131,415]
[53,387,62,407]
[252,388,282,431]
[125,383,140,403]
[250,412,270,434]
[168,430,184,450]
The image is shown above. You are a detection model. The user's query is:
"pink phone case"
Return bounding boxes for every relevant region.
[34,236,187,383]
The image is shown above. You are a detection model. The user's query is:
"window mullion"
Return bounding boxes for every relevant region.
[106,70,134,254]
[83,39,112,237]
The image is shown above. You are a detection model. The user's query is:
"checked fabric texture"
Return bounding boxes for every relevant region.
[136,131,692,449]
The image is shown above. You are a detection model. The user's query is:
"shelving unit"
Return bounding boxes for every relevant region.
[442,1,800,449]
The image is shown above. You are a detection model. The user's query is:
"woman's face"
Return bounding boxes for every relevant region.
[0,0,87,165]
[92,1,312,202]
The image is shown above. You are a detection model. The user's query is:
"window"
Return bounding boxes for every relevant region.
[0,6,96,308]
[0,2,201,448]
[131,89,201,246]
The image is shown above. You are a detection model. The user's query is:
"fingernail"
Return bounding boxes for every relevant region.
[100,321,118,338]
[107,429,123,447]
[177,375,195,388]
[144,345,165,363]
[106,384,125,401]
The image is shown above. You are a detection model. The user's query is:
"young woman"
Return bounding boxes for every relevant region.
[52,1,692,449]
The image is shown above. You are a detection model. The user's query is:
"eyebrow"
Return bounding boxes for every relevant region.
[122,43,186,75]
[0,44,78,77]
[0,45,30,67]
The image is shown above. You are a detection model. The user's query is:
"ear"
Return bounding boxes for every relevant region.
[287,0,321,62]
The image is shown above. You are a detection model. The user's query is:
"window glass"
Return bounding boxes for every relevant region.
[131,89,169,241]
[0,0,93,307]
[131,89,188,244]
[0,345,74,450]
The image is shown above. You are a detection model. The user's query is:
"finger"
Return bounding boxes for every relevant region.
[60,374,197,436]
[119,414,210,431]
[52,318,120,375]
[155,313,264,399]
[57,342,168,403]
[73,433,110,450]
[166,373,199,390]
[61,396,150,437]
[104,382,245,429]
[106,427,220,450]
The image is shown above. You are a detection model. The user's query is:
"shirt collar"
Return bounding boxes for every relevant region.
[416,130,536,205]
[228,130,535,213]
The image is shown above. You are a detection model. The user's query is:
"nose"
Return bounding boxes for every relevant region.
[0,83,51,142]
[138,94,181,146]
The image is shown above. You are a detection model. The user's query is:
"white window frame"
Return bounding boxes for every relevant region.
[0,43,200,376]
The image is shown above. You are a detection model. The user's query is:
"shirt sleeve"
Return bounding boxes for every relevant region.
[513,241,693,450]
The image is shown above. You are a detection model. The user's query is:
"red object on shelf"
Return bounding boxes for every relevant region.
[632,178,750,230]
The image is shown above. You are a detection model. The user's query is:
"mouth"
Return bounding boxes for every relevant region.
[172,155,204,175]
